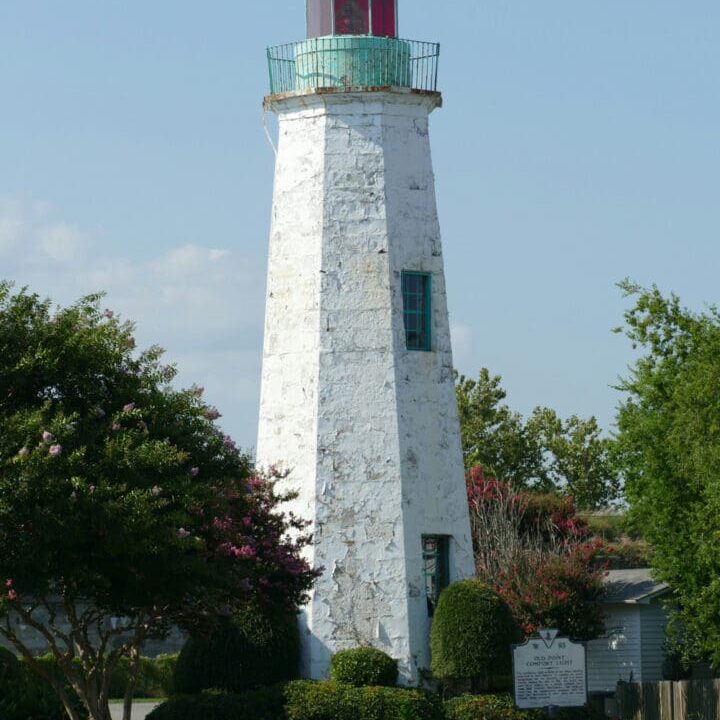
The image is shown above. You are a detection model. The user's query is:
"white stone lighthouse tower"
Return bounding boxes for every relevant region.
[257,0,474,685]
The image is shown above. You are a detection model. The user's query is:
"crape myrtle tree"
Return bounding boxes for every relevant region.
[615,281,720,668]
[0,284,317,720]
[467,467,607,640]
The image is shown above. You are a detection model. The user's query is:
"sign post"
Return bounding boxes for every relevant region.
[512,629,587,716]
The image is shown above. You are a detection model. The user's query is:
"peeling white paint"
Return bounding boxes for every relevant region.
[257,90,474,685]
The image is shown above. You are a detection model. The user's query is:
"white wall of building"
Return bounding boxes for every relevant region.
[587,602,668,694]
[257,89,475,684]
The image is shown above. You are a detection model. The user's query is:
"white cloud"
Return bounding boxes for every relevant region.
[450,322,474,372]
[0,198,265,450]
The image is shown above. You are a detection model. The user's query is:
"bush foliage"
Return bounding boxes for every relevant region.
[148,682,444,720]
[430,580,520,688]
[445,694,605,720]
[146,687,286,720]
[284,681,444,720]
[329,647,398,688]
[174,605,299,694]
[0,648,86,720]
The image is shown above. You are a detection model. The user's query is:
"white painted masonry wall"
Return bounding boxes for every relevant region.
[257,89,475,685]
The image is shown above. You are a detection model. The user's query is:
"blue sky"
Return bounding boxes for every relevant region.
[1,1,718,450]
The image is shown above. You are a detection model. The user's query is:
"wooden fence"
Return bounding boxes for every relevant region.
[616,680,720,720]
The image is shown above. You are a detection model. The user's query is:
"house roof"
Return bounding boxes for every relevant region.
[602,568,671,605]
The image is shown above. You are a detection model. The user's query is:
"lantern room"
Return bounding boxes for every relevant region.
[307,0,398,38]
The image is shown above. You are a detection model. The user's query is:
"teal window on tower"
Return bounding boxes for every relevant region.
[422,535,450,616]
[402,272,432,351]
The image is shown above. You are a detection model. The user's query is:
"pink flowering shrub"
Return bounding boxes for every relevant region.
[467,466,607,641]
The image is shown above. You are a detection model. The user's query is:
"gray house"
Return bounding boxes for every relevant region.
[587,569,671,695]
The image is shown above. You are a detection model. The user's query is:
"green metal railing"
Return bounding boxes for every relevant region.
[266,37,440,95]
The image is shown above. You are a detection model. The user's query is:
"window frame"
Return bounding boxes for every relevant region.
[422,535,450,616]
[306,0,398,38]
[401,271,432,352]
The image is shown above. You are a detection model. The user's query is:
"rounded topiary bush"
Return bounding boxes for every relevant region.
[174,605,300,694]
[430,580,520,690]
[329,647,398,687]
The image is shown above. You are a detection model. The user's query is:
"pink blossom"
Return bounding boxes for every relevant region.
[49,444,62,457]
[18,447,29,457]
[223,435,236,451]
[151,485,162,497]
[122,403,135,413]
[233,545,256,560]
[177,528,191,539]
[103,309,114,319]
[7,589,17,601]
[241,516,253,528]
[248,477,264,491]
[204,407,221,421]
[111,423,121,432]
[5,579,13,589]
[212,516,233,531]
[190,467,200,477]
[42,431,54,443]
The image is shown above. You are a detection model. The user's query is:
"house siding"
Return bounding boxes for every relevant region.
[587,604,643,693]
[640,602,668,682]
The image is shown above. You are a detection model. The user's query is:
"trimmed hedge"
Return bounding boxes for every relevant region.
[329,647,398,688]
[445,694,606,720]
[148,681,444,720]
[174,606,299,694]
[430,580,520,688]
[285,680,444,720]
[146,687,286,720]
[445,694,544,720]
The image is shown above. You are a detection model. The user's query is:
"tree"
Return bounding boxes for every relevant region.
[467,467,607,641]
[0,284,317,720]
[456,369,620,509]
[456,370,547,490]
[615,281,720,668]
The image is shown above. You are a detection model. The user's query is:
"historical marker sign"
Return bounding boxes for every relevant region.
[512,629,587,710]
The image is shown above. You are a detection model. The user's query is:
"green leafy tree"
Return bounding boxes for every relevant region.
[0,284,317,720]
[456,369,620,508]
[615,281,720,668]
[456,370,547,490]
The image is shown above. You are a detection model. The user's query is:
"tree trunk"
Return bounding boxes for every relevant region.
[122,646,141,720]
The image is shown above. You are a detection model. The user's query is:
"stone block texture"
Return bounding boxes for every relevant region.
[257,89,474,685]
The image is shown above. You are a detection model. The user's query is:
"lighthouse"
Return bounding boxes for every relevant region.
[257,0,474,684]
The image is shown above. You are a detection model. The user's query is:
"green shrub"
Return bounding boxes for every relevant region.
[430,580,520,690]
[146,687,287,720]
[329,647,398,687]
[284,680,444,720]
[445,694,543,720]
[0,648,86,720]
[154,654,178,697]
[444,694,605,720]
[108,656,163,698]
[174,605,299,694]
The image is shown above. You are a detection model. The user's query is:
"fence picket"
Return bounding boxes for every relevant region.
[616,679,720,720]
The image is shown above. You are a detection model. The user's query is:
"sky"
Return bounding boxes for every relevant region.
[1,1,718,452]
